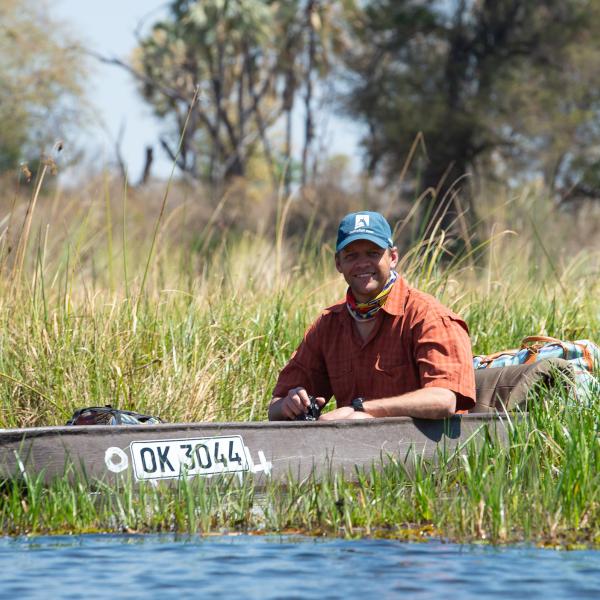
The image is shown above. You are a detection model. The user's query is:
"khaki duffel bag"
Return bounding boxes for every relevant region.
[472,358,575,413]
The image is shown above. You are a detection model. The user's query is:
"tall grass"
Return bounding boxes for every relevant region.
[0,174,596,428]
[0,170,598,544]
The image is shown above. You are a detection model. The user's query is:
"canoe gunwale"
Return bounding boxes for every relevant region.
[0,412,509,440]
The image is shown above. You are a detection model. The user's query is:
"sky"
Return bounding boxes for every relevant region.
[54,1,363,182]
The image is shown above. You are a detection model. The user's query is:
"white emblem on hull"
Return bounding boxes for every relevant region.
[105,447,129,473]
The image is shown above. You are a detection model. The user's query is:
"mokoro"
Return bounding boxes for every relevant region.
[0,414,510,486]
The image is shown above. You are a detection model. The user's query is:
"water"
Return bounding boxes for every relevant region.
[1,534,600,599]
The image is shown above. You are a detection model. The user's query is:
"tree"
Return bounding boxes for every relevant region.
[129,0,354,189]
[343,0,600,235]
[130,0,284,185]
[0,0,86,174]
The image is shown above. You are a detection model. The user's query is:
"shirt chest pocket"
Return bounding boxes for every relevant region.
[371,355,415,397]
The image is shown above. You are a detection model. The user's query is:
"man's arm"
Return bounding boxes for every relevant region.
[319,387,456,421]
[270,314,332,421]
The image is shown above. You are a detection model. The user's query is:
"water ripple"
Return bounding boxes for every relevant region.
[1,534,600,599]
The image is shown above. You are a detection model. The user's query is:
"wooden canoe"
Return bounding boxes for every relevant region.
[0,414,510,486]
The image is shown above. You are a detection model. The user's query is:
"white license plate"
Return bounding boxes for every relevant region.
[130,436,249,481]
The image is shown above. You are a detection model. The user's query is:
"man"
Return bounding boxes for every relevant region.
[268,211,475,421]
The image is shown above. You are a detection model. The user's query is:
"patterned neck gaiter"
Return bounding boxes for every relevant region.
[346,270,398,321]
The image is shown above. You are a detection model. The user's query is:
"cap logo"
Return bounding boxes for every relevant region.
[354,214,369,229]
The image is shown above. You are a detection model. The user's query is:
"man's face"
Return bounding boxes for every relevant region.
[335,240,399,303]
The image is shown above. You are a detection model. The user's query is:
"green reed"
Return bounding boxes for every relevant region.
[0,219,596,428]
[1,383,599,546]
[0,172,598,543]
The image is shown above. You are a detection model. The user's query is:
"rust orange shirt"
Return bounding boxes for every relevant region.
[273,276,476,412]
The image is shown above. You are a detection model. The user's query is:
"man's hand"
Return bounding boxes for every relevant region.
[319,406,374,421]
[268,387,326,421]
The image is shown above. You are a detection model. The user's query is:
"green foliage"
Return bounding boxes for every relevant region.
[0,170,597,543]
[344,0,600,230]
[0,175,596,429]
[2,389,600,547]
[133,0,284,182]
[0,0,87,174]
[132,0,354,186]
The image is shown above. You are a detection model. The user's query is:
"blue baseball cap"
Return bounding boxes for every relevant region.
[336,211,394,252]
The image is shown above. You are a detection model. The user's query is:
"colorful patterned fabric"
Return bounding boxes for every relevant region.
[273,276,476,412]
[346,270,398,321]
[473,337,600,403]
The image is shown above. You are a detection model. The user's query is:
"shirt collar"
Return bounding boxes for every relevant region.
[381,274,407,317]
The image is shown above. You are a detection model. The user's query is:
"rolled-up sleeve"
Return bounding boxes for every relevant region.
[413,315,476,411]
[272,322,333,401]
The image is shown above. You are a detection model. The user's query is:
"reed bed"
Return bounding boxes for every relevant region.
[0,171,598,545]
[1,385,599,547]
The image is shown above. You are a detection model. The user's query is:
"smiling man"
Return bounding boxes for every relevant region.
[268,211,476,421]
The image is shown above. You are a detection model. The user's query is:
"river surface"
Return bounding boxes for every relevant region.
[1,534,600,599]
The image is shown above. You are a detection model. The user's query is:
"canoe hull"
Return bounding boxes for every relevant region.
[0,414,509,486]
